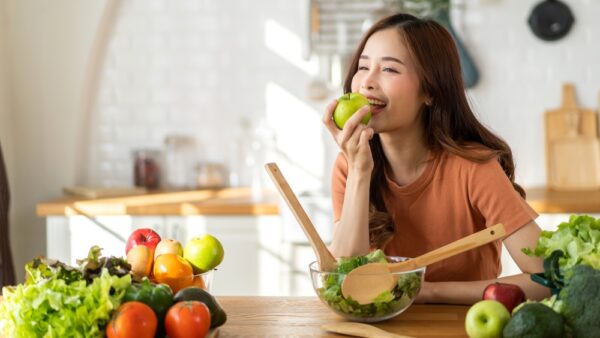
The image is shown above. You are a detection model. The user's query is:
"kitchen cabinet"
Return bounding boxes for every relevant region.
[45,214,286,296]
[38,188,290,296]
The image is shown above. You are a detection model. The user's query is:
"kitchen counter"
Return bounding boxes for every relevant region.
[525,187,600,213]
[36,186,600,217]
[36,187,280,216]
[216,297,469,337]
[0,296,469,337]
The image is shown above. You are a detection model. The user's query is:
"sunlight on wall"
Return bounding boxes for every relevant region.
[265,81,324,192]
[264,18,318,76]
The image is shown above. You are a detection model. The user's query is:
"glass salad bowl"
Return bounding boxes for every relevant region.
[310,255,425,323]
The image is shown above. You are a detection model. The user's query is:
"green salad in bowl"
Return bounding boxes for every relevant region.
[309,249,425,323]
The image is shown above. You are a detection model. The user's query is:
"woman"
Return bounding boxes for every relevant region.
[322,13,549,304]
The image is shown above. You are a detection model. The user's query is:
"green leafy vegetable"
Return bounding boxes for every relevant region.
[76,245,131,283]
[318,249,422,318]
[559,264,600,338]
[523,214,600,273]
[0,246,133,338]
[0,270,131,338]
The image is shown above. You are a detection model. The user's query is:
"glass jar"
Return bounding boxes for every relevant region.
[133,149,161,189]
[164,135,196,189]
[195,162,228,189]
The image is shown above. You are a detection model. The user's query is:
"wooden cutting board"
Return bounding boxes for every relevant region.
[545,83,600,191]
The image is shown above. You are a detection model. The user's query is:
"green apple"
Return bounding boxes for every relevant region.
[333,93,371,129]
[183,234,224,273]
[465,300,511,338]
[154,238,184,260]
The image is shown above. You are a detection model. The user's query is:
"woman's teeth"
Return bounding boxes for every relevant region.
[368,98,386,108]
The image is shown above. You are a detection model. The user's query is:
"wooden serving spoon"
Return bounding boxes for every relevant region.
[322,322,415,338]
[342,223,506,305]
[264,163,337,271]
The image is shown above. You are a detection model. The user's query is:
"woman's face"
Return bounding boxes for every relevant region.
[351,28,428,134]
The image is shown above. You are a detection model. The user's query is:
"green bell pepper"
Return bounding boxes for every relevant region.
[122,277,173,321]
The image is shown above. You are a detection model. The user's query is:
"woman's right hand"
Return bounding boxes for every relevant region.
[323,99,375,174]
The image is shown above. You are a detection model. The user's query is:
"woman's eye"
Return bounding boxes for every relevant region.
[358,66,369,71]
[383,67,398,73]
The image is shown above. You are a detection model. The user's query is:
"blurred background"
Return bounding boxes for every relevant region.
[1,0,599,294]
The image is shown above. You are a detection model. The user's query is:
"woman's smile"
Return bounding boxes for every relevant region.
[366,96,386,116]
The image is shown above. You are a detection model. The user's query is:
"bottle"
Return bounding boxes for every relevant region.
[133,149,161,189]
[229,118,254,187]
[164,135,196,189]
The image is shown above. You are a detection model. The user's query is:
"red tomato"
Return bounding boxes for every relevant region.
[106,301,157,338]
[165,301,211,338]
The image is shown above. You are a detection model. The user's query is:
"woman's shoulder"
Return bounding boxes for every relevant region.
[438,147,501,173]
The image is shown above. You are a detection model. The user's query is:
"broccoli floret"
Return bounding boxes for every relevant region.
[559,265,600,338]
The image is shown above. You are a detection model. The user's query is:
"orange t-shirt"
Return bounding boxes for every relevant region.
[331,151,538,282]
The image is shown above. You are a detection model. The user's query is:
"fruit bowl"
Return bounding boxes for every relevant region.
[309,256,425,323]
[152,269,214,294]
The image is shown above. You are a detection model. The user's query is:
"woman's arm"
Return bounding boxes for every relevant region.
[416,221,551,304]
[329,169,371,257]
[323,100,374,257]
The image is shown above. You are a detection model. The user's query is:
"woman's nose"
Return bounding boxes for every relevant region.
[360,72,377,90]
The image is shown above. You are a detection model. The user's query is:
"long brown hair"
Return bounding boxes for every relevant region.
[344,13,525,249]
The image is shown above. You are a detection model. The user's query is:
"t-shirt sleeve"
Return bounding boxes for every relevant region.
[468,158,538,235]
[331,153,348,223]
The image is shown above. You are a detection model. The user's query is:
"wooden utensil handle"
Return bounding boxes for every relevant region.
[391,223,506,272]
[264,163,336,270]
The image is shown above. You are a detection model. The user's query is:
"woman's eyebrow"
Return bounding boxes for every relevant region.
[359,55,404,65]
[381,56,404,65]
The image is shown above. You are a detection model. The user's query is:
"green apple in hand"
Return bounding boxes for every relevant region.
[183,234,224,273]
[333,93,371,129]
[465,300,511,338]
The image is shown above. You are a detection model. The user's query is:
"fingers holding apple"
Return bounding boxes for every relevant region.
[333,93,371,129]
[323,99,340,133]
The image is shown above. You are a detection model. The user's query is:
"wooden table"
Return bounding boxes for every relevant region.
[215,296,468,337]
[0,296,468,337]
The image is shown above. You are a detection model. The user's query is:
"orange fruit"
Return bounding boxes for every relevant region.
[153,253,193,293]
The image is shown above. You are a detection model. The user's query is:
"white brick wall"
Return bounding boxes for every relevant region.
[87,0,600,192]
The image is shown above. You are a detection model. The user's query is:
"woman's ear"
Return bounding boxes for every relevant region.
[425,97,432,106]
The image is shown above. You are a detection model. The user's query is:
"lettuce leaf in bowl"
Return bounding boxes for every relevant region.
[318,249,422,318]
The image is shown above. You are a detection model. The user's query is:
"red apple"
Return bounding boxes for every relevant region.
[126,228,161,255]
[482,282,526,313]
